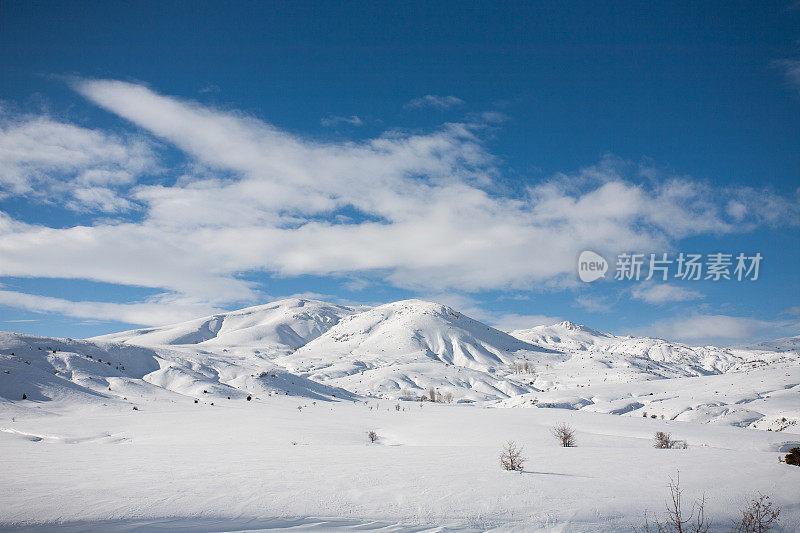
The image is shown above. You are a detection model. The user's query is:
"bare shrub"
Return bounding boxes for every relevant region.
[367,430,379,443]
[655,431,678,449]
[642,472,710,533]
[552,423,576,447]
[731,494,780,533]
[499,440,525,471]
[441,391,453,403]
[400,388,416,401]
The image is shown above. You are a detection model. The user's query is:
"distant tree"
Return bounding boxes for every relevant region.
[246,395,252,401]
[428,386,437,402]
[552,423,576,447]
[400,389,416,401]
[367,430,379,443]
[499,440,525,471]
[731,494,780,533]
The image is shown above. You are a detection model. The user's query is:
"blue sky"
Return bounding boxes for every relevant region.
[0,1,799,344]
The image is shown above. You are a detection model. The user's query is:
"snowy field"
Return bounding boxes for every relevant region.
[1,396,799,532]
[1,298,799,531]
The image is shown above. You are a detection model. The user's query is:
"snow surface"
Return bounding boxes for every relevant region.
[1,298,799,531]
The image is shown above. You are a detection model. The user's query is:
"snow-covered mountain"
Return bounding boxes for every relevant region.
[1,298,798,429]
[275,299,564,401]
[93,298,362,354]
[2,301,798,531]
[0,330,354,409]
[511,320,762,375]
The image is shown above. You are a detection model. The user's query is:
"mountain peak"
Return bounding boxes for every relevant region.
[552,320,607,336]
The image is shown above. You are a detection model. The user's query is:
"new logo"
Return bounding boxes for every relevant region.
[578,250,608,283]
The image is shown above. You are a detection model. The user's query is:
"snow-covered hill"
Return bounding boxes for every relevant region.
[511,320,770,376]
[275,299,564,401]
[2,298,798,427]
[93,298,362,354]
[0,331,354,410]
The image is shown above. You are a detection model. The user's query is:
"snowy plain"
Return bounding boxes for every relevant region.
[1,298,798,531]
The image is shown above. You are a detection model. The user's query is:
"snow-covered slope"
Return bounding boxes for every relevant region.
[511,320,758,376]
[275,299,565,401]
[500,361,800,432]
[92,298,362,353]
[0,331,354,409]
[3,298,798,425]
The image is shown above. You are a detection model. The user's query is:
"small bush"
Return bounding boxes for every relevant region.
[367,430,379,443]
[499,440,525,471]
[784,447,800,466]
[732,494,780,533]
[654,431,685,449]
[642,472,709,533]
[552,423,576,447]
[21,393,27,400]
[246,395,252,401]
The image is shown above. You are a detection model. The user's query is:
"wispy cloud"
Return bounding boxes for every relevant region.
[631,284,703,304]
[320,115,363,127]
[404,94,464,110]
[628,314,800,346]
[0,80,797,324]
[0,111,156,211]
[0,290,222,326]
[574,294,610,313]
[776,59,800,92]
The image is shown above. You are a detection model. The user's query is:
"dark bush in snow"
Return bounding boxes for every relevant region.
[552,423,576,447]
[499,440,525,471]
[367,430,379,443]
[21,393,26,400]
[246,395,252,401]
[654,431,686,449]
[785,447,800,466]
[732,494,780,532]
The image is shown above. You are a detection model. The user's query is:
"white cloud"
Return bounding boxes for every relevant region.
[320,115,363,127]
[489,312,562,332]
[0,79,797,325]
[628,314,800,346]
[631,284,703,304]
[404,95,464,110]
[66,187,135,213]
[0,112,155,207]
[574,294,609,313]
[777,59,800,92]
[0,290,221,326]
